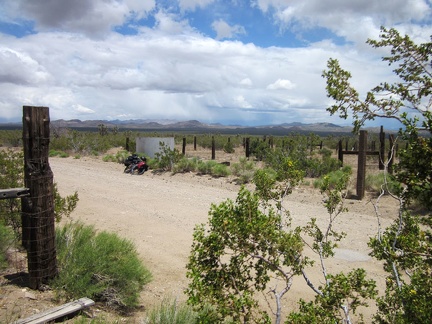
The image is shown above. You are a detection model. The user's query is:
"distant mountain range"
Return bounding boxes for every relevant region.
[1,118,387,135]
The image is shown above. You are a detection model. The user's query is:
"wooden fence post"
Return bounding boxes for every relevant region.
[379,126,385,170]
[211,136,215,160]
[125,137,130,152]
[182,137,186,155]
[194,136,197,151]
[22,106,57,289]
[338,140,343,165]
[356,130,367,200]
[245,138,250,158]
[388,134,395,174]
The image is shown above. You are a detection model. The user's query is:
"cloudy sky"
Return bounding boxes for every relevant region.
[0,0,431,127]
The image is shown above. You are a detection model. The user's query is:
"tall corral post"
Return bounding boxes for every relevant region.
[245,138,250,158]
[182,137,186,155]
[388,134,395,174]
[356,130,367,200]
[194,136,197,150]
[22,106,57,289]
[379,126,385,170]
[125,137,130,152]
[338,140,343,165]
[211,136,215,160]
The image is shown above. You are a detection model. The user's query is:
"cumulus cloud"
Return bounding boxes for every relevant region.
[2,0,155,38]
[73,104,95,114]
[212,19,246,40]
[0,0,430,126]
[267,79,296,90]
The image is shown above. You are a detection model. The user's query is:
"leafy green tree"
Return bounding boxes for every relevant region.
[290,167,377,323]
[186,187,309,324]
[322,27,432,323]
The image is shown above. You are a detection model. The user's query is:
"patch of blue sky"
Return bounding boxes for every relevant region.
[0,20,36,38]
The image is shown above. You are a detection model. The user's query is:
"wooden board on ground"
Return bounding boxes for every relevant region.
[14,297,95,324]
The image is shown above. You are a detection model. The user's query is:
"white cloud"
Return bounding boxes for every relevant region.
[212,19,246,40]
[0,0,430,126]
[73,104,95,114]
[267,79,296,90]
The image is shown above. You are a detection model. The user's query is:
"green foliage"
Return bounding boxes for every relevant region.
[323,27,432,322]
[196,160,218,175]
[172,157,198,174]
[287,269,377,324]
[365,172,400,194]
[186,187,308,323]
[0,130,22,147]
[0,149,78,238]
[0,149,24,235]
[0,222,14,269]
[146,297,198,324]
[154,143,182,171]
[53,222,152,312]
[249,138,271,161]
[369,212,432,323]
[210,163,230,177]
[231,157,256,184]
[49,150,69,158]
[223,141,235,154]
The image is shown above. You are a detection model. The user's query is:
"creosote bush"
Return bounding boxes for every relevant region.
[145,297,198,324]
[53,222,152,313]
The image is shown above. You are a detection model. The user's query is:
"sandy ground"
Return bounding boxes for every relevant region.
[1,150,399,323]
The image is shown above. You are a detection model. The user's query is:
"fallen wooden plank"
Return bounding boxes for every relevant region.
[14,297,95,324]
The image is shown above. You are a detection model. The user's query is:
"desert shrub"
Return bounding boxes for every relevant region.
[0,222,14,269]
[313,166,352,190]
[49,150,69,158]
[249,138,271,161]
[0,130,22,147]
[365,172,400,194]
[196,160,218,175]
[154,143,182,171]
[146,297,198,324]
[230,157,256,184]
[223,141,235,154]
[172,157,198,174]
[210,163,230,177]
[0,149,23,235]
[53,222,152,313]
[102,154,117,162]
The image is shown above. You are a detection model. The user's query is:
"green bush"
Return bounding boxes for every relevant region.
[365,172,400,195]
[223,141,235,154]
[230,157,256,184]
[0,222,14,269]
[53,222,152,312]
[210,163,230,177]
[154,143,182,171]
[146,297,198,324]
[196,160,218,175]
[313,166,352,191]
[172,157,198,174]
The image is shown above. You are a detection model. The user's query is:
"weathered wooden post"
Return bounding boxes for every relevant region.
[356,130,367,200]
[22,106,57,289]
[193,136,197,150]
[245,138,250,158]
[338,140,343,165]
[125,137,130,152]
[182,137,186,155]
[388,134,395,174]
[379,126,385,170]
[211,136,215,160]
